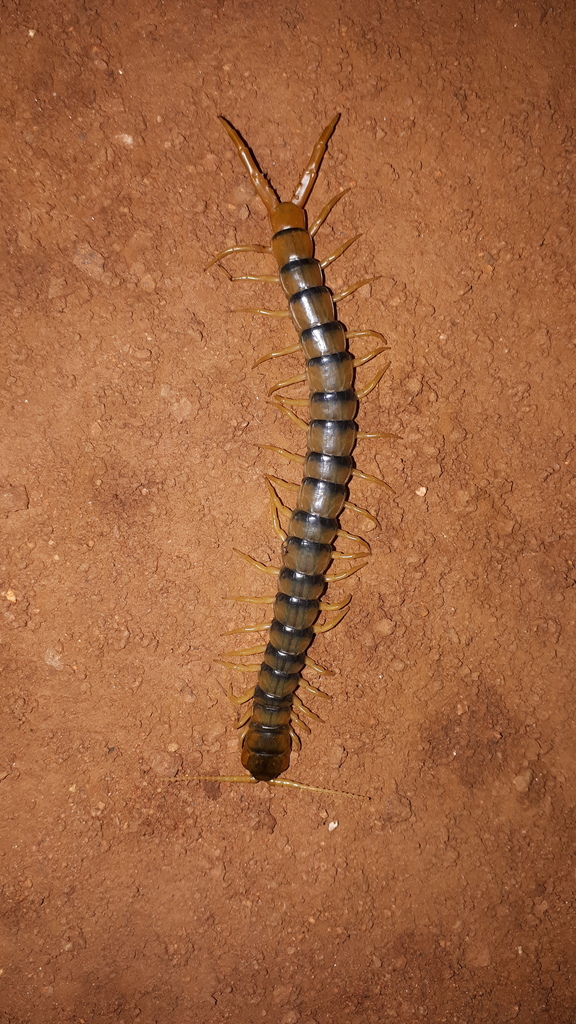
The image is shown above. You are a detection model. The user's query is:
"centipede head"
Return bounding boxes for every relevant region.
[269,202,307,234]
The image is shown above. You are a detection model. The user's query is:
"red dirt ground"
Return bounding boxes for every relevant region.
[1,1,575,1021]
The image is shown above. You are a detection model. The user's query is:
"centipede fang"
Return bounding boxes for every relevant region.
[190,115,393,796]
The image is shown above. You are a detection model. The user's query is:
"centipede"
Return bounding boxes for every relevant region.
[189,114,394,796]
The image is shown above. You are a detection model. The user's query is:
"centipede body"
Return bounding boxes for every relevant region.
[203,115,391,792]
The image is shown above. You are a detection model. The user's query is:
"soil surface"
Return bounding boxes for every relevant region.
[1,1,575,1022]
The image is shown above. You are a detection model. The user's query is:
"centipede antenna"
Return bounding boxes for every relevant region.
[292,113,341,208]
[218,117,279,213]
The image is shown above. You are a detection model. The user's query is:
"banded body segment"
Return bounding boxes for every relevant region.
[240,207,362,780]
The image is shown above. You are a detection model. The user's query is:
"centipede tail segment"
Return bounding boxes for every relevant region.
[196,115,393,794]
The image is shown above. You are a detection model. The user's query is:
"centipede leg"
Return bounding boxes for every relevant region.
[224,621,271,636]
[355,362,390,400]
[222,643,267,657]
[326,562,368,582]
[353,345,389,368]
[336,528,371,551]
[352,467,394,492]
[265,477,288,542]
[268,373,307,396]
[227,684,256,705]
[309,188,350,237]
[334,277,379,303]
[289,726,302,750]
[234,306,290,318]
[268,399,309,431]
[225,271,279,283]
[304,656,335,676]
[343,499,379,527]
[234,706,254,729]
[346,328,388,345]
[205,243,272,270]
[259,444,304,465]
[253,342,301,368]
[215,660,261,672]
[313,607,349,633]
[290,710,311,734]
[265,476,293,518]
[298,677,333,700]
[320,234,362,270]
[233,548,280,575]
[293,693,323,723]
[319,595,352,611]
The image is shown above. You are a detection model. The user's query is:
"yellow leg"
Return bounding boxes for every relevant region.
[298,677,333,700]
[230,594,275,604]
[233,548,280,575]
[259,444,304,465]
[355,362,390,400]
[293,693,323,723]
[313,606,349,633]
[235,706,253,729]
[304,656,334,676]
[357,430,401,440]
[268,373,306,396]
[224,621,271,636]
[173,773,368,798]
[225,272,279,283]
[266,395,309,407]
[326,561,368,582]
[334,277,379,303]
[290,710,311,734]
[222,643,267,657]
[253,342,301,368]
[205,243,272,270]
[265,477,288,542]
[319,595,351,611]
[320,234,361,270]
[292,114,341,208]
[268,399,309,431]
[289,726,302,750]
[215,660,261,672]
[265,476,293,517]
[266,475,299,492]
[352,467,394,492]
[353,345,389,367]
[336,528,371,552]
[227,684,256,705]
[331,549,369,560]
[309,188,350,237]
[343,500,379,526]
[346,328,388,344]
[234,306,290,318]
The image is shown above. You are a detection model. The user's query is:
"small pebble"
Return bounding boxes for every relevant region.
[512,769,534,793]
[0,484,29,513]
